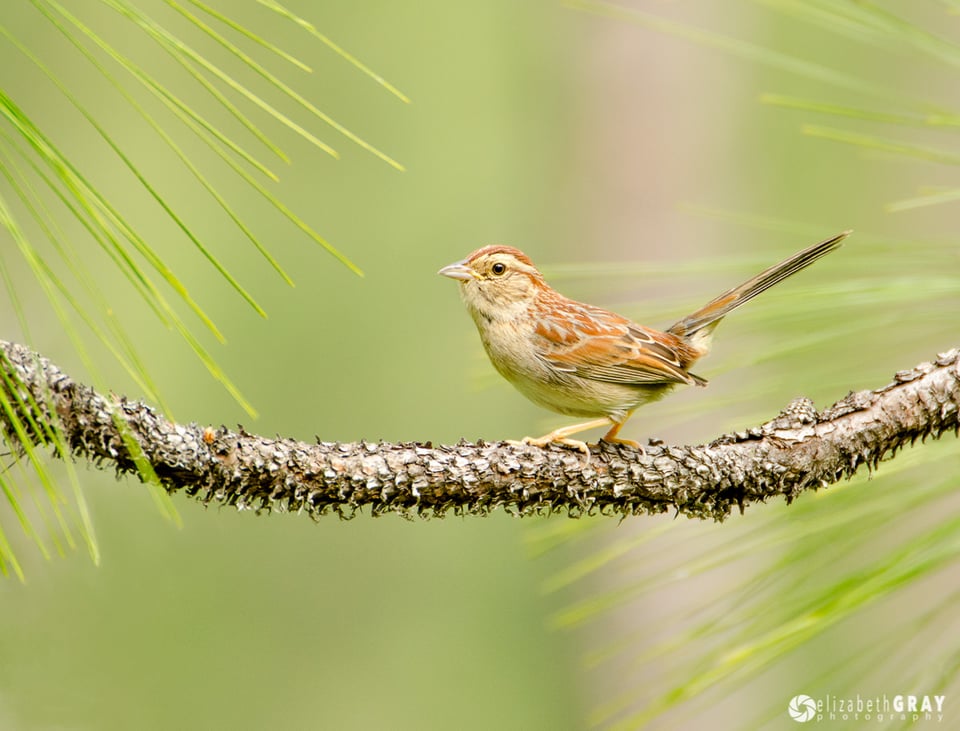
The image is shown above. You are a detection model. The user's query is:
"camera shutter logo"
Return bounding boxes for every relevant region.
[788,695,817,723]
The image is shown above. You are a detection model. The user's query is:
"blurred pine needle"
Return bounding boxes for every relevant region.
[0,0,406,574]
[545,2,960,727]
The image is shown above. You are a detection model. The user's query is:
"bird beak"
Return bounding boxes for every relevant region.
[437,260,477,282]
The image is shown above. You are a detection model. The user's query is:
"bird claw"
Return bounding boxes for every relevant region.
[600,436,644,454]
[507,436,592,459]
[527,435,592,457]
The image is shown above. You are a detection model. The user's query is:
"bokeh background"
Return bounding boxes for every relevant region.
[0,1,957,729]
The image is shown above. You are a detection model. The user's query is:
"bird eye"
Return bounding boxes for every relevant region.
[491,262,507,276]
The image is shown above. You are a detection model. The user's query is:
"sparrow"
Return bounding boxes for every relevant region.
[439,232,849,454]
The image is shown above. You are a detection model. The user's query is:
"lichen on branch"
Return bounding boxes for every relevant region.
[0,340,957,520]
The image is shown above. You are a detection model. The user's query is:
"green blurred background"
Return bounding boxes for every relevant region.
[0,1,957,729]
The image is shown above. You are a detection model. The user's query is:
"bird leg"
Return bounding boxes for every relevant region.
[514,417,612,456]
[600,415,641,449]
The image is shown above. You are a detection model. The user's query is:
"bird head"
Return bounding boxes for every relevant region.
[438,245,546,321]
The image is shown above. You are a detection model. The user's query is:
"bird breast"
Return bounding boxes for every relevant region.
[469,306,667,421]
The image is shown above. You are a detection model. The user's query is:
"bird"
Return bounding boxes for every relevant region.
[438,231,849,454]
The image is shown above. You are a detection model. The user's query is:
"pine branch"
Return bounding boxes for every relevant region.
[1,339,957,520]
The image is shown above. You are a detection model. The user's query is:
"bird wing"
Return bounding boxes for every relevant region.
[534,303,706,387]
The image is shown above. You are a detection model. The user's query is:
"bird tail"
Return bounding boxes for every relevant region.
[667,231,850,348]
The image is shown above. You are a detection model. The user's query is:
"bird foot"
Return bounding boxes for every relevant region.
[506,417,614,460]
[525,435,591,456]
[507,435,591,458]
[600,435,644,454]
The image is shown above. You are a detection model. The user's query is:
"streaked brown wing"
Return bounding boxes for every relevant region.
[534,303,705,387]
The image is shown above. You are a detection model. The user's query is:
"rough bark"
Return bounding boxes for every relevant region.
[0,340,956,521]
